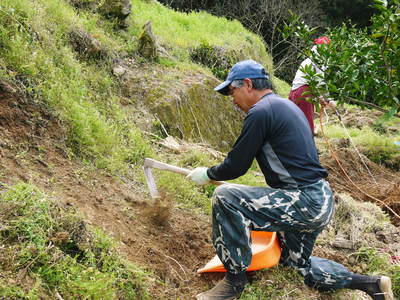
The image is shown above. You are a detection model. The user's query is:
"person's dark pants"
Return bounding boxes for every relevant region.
[211,180,353,290]
[289,85,315,134]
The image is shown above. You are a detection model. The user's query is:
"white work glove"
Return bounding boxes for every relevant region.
[186,167,210,185]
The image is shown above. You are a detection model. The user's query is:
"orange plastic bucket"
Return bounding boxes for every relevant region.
[197,231,281,273]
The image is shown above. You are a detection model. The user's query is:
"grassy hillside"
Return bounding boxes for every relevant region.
[130,0,272,66]
[0,0,288,171]
[1,0,150,172]
[0,183,153,299]
[0,0,399,299]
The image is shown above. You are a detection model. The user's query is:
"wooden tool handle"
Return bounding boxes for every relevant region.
[144,158,191,175]
[143,158,225,185]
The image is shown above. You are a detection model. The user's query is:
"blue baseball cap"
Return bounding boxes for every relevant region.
[214,60,269,95]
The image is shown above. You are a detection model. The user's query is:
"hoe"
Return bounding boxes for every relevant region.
[143,158,281,273]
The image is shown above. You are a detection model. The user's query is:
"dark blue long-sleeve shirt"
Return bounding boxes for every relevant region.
[207,93,328,189]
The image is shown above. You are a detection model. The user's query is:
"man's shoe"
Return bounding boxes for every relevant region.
[196,278,245,300]
[373,276,394,300]
[349,275,394,300]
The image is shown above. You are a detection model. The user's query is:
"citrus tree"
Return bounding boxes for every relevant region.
[284,0,400,115]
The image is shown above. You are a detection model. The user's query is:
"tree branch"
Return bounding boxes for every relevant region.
[345,97,400,117]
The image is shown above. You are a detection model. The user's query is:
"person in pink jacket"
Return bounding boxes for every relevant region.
[289,36,336,136]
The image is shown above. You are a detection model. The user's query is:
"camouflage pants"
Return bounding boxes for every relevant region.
[212,179,353,290]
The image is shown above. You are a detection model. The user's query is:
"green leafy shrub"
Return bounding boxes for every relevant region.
[283,0,400,114]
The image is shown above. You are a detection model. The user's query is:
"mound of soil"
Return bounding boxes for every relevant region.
[320,143,400,225]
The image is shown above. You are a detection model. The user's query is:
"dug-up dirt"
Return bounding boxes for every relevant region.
[0,85,399,299]
[319,139,400,225]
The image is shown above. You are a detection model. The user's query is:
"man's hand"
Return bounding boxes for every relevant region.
[186,167,210,185]
[319,96,337,109]
[327,100,337,108]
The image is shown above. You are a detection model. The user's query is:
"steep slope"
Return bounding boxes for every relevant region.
[0,0,399,299]
[0,80,215,298]
[1,81,399,299]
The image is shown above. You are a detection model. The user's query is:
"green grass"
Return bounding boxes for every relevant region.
[389,265,400,297]
[0,182,153,299]
[0,0,152,172]
[240,266,328,300]
[352,247,400,298]
[130,0,273,70]
[353,247,391,273]
[274,76,291,98]
[154,150,266,213]
[324,123,400,169]
[0,0,290,173]
[129,0,293,94]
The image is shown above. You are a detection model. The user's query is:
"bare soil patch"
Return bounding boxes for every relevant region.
[320,145,400,225]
